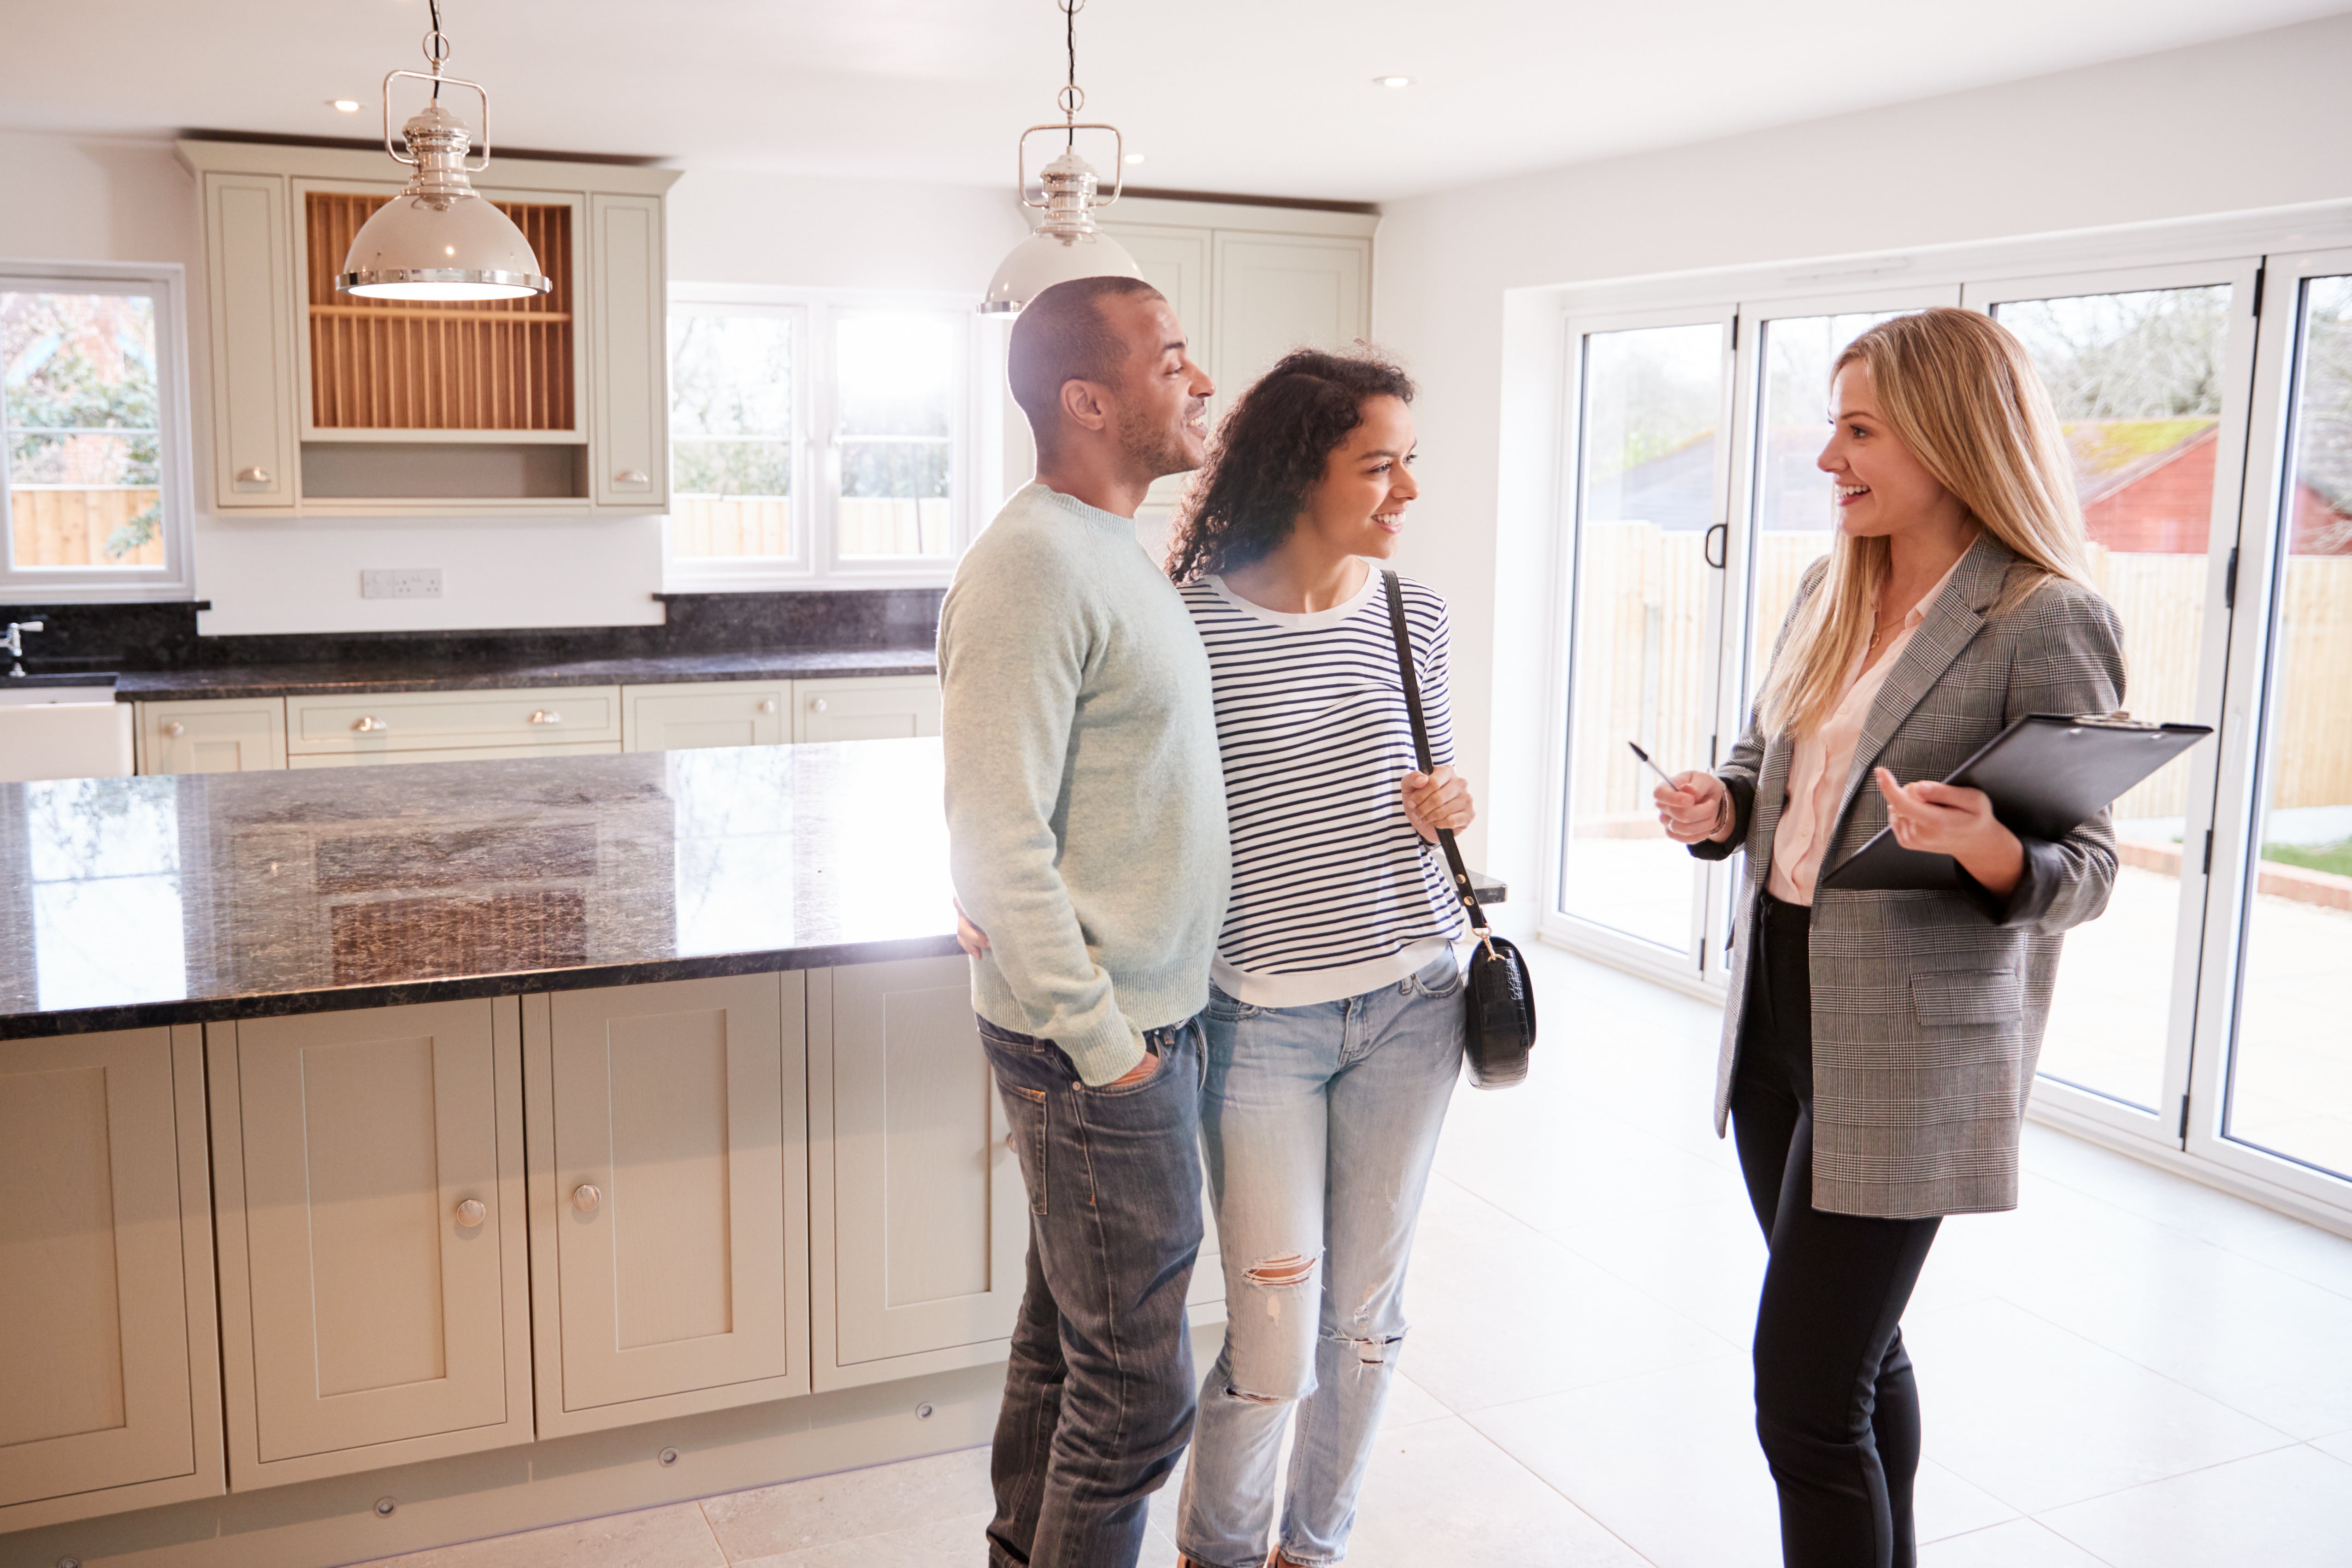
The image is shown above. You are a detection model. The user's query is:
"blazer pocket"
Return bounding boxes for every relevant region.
[1909,966,2024,1028]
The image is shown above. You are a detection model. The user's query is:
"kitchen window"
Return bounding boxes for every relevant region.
[0,262,195,601]
[665,287,983,588]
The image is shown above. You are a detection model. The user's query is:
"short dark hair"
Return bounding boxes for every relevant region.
[1007,276,1166,454]
[1166,348,1415,583]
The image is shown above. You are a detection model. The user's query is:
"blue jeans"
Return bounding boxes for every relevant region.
[980,1015,1207,1568]
[1177,951,1465,1568]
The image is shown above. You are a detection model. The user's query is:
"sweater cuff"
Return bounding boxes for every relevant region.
[1057,1011,1149,1087]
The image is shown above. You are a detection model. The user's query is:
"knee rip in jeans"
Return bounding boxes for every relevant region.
[1242,1253,1316,1289]
[1328,1327,1406,1369]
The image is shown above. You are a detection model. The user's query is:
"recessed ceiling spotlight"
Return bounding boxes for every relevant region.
[1373,75,1413,88]
[1124,153,1146,165]
[329,98,361,112]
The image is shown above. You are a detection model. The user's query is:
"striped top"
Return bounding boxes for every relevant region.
[1180,567,1466,1008]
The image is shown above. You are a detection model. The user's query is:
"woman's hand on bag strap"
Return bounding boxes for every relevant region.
[1403,766,1476,842]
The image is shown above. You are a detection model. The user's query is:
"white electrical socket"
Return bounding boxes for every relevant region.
[361,567,444,600]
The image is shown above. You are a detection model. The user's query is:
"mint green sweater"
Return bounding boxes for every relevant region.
[939,483,1230,1085]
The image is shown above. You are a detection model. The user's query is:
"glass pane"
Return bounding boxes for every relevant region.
[3,290,164,572]
[2228,273,2352,1178]
[669,312,794,562]
[839,440,952,558]
[1997,285,2232,1111]
[1559,320,1723,951]
[837,311,957,559]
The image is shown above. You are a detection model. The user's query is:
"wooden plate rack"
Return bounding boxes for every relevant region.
[303,192,576,432]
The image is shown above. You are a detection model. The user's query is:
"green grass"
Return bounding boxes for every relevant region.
[2261,839,2352,878]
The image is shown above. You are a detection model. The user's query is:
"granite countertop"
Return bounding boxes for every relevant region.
[0,739,1505,1039]
[111,645,939,701]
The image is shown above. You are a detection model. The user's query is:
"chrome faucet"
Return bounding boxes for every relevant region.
[4,620,42,677]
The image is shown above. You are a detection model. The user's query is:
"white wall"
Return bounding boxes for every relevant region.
[0,132,1026,633]
[1371,12,2352,928]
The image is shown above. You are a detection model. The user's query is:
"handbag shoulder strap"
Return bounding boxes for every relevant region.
[1382,569,1491,939]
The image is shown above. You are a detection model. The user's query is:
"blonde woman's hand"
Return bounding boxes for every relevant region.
[1872,767,2025,896]
[1656,770,1735,844]
[1403,766,1475,842]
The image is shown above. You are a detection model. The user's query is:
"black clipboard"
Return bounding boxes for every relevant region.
[1819,713,2212,892]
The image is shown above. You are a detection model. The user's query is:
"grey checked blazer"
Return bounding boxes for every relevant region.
[1694,534,2126,1219]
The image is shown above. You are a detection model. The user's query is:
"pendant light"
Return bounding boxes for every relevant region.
[979,0,1143,315]
[336,1,551,302]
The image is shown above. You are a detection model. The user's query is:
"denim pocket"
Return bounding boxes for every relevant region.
[1204,986,1264,1021]
[1000,1082,1049,1215]
[1411,950,1465,1000]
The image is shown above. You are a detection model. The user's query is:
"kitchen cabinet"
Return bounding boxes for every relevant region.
[206,999,532,1488]
[282,684,623,764]
[524,974,809,1436]
[177,140,677,517]
[809,956,1028,1388]
[794,674,943,744]
[0,1026,224,1533]
[200,172,299,512]
[136,696,288,774]
[623,680,790,751]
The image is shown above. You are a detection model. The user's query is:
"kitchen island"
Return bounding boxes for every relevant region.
[0,740,1498,1568]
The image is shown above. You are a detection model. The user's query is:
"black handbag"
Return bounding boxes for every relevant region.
[1382,571,1537,1090]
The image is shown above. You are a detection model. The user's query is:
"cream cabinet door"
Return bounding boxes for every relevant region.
[526,973,808,1436]
[623,680,791,752]
[202,172,298,510]
[592,192,668,510]
[209,1000,531,1488]
[1210,233,1372,396]
[137,698,287,774]
[283,684,622,760]
[794,675,941,744]
[811,957,1027,1388]
[0,1027,224,1532]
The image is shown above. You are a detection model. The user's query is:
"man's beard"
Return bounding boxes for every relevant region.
[1117,401,1200,480]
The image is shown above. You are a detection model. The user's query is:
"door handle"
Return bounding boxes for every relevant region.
[236,466,271,485]
[1704,521,1728,570]
[572,1183,602,1213]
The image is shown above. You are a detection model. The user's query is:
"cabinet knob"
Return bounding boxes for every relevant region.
[757,698,778,715]
[235,466,271,485]
[614,469,649,486]
[572,1183,602,1213]
[529,709,562,725]
[455,1198,486,1228]
[352,715,390,733]
[162,721,186,737]
[809,698,828,714]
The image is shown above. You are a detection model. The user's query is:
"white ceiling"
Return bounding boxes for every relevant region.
[6,0,2346,202]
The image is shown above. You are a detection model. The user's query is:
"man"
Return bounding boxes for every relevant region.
[939,275,1227,1568]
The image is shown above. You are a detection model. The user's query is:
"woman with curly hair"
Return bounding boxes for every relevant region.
[1167,348,1477,1568]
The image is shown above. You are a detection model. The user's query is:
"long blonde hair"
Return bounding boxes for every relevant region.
[1758,307,2092,738]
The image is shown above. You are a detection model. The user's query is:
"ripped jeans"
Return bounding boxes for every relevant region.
[1177,950,1464,1568]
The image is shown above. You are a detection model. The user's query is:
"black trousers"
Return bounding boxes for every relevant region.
[1731,895,1942,1568]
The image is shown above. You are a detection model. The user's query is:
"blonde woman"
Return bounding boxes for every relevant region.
[1653,308,2123,1568]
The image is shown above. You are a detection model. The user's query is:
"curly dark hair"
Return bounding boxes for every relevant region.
[1164,348,1415,583]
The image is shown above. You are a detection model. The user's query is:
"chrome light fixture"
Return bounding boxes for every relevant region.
[336,2,550,302]
[979,0,1142,315]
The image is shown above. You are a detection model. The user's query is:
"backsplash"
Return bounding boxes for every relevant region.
[0,590,944,676]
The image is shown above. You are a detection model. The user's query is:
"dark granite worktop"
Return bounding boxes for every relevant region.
[112,645,937,701]
[0,739,1505,1040]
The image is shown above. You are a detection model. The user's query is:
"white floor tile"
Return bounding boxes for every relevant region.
[730,1508,991,1567]
[698,1446,990,1562]
[1919,1517,2112,1567]
[2039,1443,2352,1568]
[1467,1354,1780,1568]
[355,1502,725,1568]
[2313,1428,2352,1465]
[1902,1297,2296,1514]
[1912,1459,2021,1544]
[1335,1416,1652,1568]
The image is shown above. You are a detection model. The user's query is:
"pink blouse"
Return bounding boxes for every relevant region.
[1767,554,1966,906]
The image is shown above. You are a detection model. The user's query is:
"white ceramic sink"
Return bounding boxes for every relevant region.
[0,687,135,782]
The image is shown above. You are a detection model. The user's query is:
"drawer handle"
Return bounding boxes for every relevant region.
[614,469,649,485]
[352,716,390,733]
[162,720,186,737]
[529,709,563,725]
[455,1198,486,1228]
[235,466,271,485]
[809,697,828,714]
[572,1183,602,1214]
[757,698,778,715]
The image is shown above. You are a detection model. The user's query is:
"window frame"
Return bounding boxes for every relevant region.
[663,283,989,591]
[0,259,196,602]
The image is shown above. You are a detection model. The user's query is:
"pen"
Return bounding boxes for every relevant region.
[1628,740,1679,790]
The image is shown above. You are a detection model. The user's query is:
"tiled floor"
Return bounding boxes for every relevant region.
[361,943,2352,1568]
